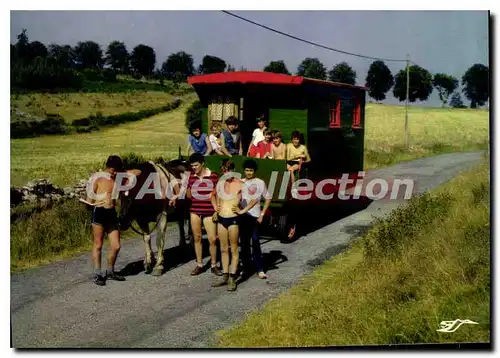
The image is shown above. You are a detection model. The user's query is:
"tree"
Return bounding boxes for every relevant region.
[462,64,489,108]
[105,41,129,73]
[185,100,203,131]
[449,92,467,109]
[328,61,356,85]
[11,56,83,90]
[263,60,290,75]
[10,44,16,64]
[433,73,458,107]
[48,44,74,68]
[198,55,226,74]
[365,60,394,101]
[393,64,433,103]
[130,44,156,77]
[73,41,103,69]
[14,29,30,64]
[297,58,327,80]
[28,41,48,60]
[161,51,195,81]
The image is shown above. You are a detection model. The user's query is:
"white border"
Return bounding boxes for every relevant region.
[4,4,496,357]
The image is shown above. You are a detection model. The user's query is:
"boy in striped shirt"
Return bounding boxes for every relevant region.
[187,153,222,276]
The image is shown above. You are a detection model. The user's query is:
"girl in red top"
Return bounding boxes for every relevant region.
[256,129,273,159]
[186,153,222,277]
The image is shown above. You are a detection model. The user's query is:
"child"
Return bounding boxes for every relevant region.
[220,116,243,156]
[238,159,271,279]
[187,124,212,156]
[85,155,127,286]
[271,130,286,160]
[208,123,224,155]
[286,130,311,183]
[186,153,221,277]
[256,129,273,159]
[247,116,267,157]
[213,159,243,291]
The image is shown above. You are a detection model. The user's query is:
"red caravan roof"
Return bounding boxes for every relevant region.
[188,71,367,90]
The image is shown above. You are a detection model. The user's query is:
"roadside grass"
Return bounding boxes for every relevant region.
[10,198,144,272]
[11,199,93,272]
[364,104,489,169]
[10,91,181,123]
[215,160,490,347]
[10,93,197,187]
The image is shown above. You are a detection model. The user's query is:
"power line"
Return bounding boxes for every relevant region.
[221,10,407,63]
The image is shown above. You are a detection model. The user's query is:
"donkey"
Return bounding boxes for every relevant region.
[117,159,191,276]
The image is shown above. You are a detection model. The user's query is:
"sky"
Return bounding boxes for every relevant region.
[10,10,489,107]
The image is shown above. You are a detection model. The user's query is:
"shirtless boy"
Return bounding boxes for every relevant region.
[271,130,286,160]
[86,155,127,286]
[213,159,244,291]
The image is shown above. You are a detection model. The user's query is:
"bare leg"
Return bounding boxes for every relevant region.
[288,164,299,186]
[152,212,168,276]
[190,213,203,267]
[106,229,121,273]
[228,224,239,275]
[203,216,218,267]
[218,223,229,273]
[213,222,230,287]
[92,224,104,273]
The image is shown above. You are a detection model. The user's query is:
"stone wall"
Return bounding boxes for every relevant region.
[10,178,88,208]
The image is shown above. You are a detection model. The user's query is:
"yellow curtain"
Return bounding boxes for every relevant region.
[208,96,238,131]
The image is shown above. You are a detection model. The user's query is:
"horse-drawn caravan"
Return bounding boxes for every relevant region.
[117,71,367,276]
[186,71,367,241]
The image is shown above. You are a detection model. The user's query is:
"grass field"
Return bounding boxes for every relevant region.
[363,104,489,169]
[10,93,197,187]
[11,91,182,123]
[215,159,490,347]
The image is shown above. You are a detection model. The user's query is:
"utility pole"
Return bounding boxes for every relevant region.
[405,54,410,150]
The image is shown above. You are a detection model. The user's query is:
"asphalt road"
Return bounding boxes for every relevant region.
[11,151,485,348]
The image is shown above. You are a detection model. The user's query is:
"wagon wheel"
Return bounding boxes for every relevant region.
[277,213,296,243]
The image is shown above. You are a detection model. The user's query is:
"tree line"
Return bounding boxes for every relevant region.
[275,58,488,109]
[11,29,488,108]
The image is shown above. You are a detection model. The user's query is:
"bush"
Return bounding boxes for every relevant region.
[115,152,150,170]
[131,72,142,80]
[185,99,202,131]
[11,114,69,138]
[81,68,117,83]
[363,191,453,260]
[11,57,84,91]
[72,98,181,129]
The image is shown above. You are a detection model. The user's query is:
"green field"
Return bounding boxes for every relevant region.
[10,93,197,187]
[363,104,489,169]
[10,101,489,187]
[215,159,490,347]
[11,91,182,123]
